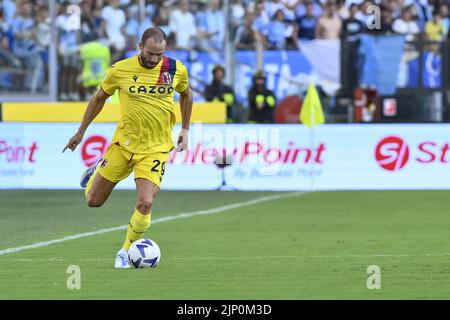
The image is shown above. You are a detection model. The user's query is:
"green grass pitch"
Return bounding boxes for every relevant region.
[1,190,450,299]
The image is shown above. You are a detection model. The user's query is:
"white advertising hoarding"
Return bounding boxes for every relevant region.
[1,123,449,190]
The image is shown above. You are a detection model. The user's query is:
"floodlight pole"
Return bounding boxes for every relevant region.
[310,109,315,192]
[139,0,145,25]
[223,0,234,90]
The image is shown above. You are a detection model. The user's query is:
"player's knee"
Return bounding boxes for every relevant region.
[136,198,153,214]
[87,199,104,208]
[86,194,105,208]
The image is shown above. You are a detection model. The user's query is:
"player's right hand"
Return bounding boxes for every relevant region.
[63,132,83,153]
[174,129,189,152]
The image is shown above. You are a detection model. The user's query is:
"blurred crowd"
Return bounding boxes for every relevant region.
[0,0,450,100]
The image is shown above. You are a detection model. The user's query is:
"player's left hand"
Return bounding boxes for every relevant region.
[175,129,188,152]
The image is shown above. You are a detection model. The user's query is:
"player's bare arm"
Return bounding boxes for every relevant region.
[62,88,111,153]
[175,86,193,152]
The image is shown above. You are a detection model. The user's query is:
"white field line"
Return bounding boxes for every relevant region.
[2,253,450,262]
[0,192,307,256]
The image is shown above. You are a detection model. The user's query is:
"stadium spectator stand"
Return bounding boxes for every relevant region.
[1,0,449,123]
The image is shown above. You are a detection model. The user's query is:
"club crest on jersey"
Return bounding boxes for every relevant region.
[162,72,172,85]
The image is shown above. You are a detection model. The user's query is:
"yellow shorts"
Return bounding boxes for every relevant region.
[96,143,170,188]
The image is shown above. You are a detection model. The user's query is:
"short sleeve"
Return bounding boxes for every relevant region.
[175,63,189,93]
[100,65,119,95]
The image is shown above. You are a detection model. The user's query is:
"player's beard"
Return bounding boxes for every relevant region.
[139,54,157,69]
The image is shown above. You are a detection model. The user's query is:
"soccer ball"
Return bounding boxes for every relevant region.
[128,238,161,268]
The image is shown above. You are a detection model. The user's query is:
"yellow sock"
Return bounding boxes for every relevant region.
[122,208,151,251]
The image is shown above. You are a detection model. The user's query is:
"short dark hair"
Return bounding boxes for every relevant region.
[403,4,415,14]
[212,64,225,75]
[272,9,284,19]
[253,70,266,80]
[140,27,167,45]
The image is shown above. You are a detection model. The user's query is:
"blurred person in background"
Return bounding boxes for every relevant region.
[355,0,373,26]
[252,0,270,48]
[344,0,363,8]
[275,0,300,21]
[295,0,322,18]
[407,2,426,30]
[35,4,50,85]
[11,0,44,93]
[101,0,126,62]
[125,4,153,52]
[411,0,432,31]
[267,9,288,49]
[316,0,342,39]
[234,13,257,49]
[35,5,50,52]
[0,7,21,69]
[204,64,236,122]
[80,0,105,44]
[248,70,276,123]
[78,38,111,100]
[195,0,208,35]
[439,3,449,35]
[424,8,444,52]
[266,0,289,20]
[267,9,299,49]
[341,3,365,38]
[392,4,420,41]
[384,0,401,18]
[144,0,161,18]
[124,5,141,50]
[296,0,318,40]
[2,0,16,27]
[336,0,349,19]
[56,1,80,100]
[367,5,395,34]
[152,5,173,48]
[169,0,197,50]
[394,3,420,88]
[230,0,246,35]
[425,9,445,42]
[198,0,225,51]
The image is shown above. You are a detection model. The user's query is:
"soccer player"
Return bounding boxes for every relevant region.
[63,28,193,268]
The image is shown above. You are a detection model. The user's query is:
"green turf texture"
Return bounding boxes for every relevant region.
[1,190,450,299]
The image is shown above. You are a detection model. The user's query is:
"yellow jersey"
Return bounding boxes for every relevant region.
[425,20,444,41]
[100,55,189,154]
